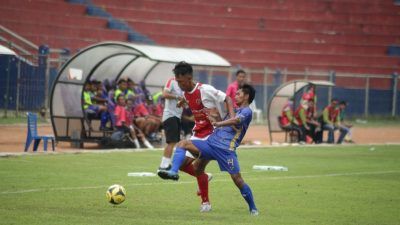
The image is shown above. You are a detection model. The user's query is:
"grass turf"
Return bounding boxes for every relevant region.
[0,145,399,225]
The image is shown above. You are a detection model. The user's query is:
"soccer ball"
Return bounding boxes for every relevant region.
[106,184,126,205]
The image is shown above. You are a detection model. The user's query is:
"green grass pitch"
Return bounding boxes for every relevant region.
[1,145,399,225]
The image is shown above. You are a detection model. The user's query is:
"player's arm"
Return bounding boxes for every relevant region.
[213,108,250,127]
[162,89,181,100]
[213,116,240,127]
[91,95,107,103]
[224,95,235,119]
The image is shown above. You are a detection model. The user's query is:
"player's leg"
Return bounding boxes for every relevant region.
[323,124,335,143]
[158,117,180,170]
[128,125,140,148]
[158,139,209,180]
[213,149,258,215]
[337,125,349,144]
[230,173,258,215]
[191,158,211,211]
[169,140,201,174]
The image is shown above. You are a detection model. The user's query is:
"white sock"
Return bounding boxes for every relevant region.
[143,139,154,149]
[133,139,140,149]
[160,157,171,168]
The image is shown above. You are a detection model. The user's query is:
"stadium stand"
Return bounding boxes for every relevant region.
[0,0,129,54]
[92,0,400,75]
[1,0,398,76]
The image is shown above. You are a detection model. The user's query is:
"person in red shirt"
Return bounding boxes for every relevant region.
[319,99,348,144]
[158,61,235,212]
[280,98,304,143]
[226,69,247,108]
[114,94,153,148]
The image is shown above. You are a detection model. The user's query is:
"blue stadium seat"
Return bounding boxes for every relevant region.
[24,112,55,152]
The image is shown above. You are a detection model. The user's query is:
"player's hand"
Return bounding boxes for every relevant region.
[204,108,222,123]
[176,97,186,108]
[212,121,220,127]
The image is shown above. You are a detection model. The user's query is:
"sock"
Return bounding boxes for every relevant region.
[181,164,209,203]
[133,139,140,149]
[160,157,171,168]
[143,139,154,149]
[100,111,108,128]
[170,147,186,174]
[240,183,257,211]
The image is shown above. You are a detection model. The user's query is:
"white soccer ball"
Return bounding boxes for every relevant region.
[106,184,126,205]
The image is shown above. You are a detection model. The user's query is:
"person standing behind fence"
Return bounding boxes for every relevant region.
[226,69,247,108]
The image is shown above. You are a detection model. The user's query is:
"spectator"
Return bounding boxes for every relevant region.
[114,94,153,149]
[301,84,317,118]
[338,101,354,143]
[82,81,108,130]
[126,98,154,149]
[279,97,304,143]
[320,99,348,144]
[226,69,247,108]
[294,100,310,143]
[114,79,134,101]
[304,100,321,143]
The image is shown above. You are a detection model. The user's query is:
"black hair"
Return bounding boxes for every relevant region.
[339,101,347,106]
[117,79,127,85]
[116,94,125,100]
[173,61,193,77]
[240,84,256,104]
[331,98,339,103]
[236,69,246,76]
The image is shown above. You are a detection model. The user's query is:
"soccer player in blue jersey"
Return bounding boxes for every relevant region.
[159,84,259,215]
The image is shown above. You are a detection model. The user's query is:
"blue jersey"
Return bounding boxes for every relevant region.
[208,106,253,151]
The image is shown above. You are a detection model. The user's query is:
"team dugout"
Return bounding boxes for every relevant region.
[50,41,231,146]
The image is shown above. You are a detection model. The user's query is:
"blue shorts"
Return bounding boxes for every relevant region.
[86,105,100,114]
[192,140,240,174]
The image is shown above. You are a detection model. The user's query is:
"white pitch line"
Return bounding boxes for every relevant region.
[1,170,399,195]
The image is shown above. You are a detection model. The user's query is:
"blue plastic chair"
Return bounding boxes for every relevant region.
[24,112,55,152]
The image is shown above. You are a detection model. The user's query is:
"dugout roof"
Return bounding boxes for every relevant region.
[267,80,335,144]
[0,44,17,55]
[50,41,231,142]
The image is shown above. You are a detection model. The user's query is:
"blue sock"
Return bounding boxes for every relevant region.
[240,183,257,211]
[100,111,108,128]
[170,147,186,174]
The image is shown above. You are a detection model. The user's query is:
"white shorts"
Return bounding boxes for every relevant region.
[185,135,210,158]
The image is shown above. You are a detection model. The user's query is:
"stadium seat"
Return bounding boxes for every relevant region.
[24,112,55,152]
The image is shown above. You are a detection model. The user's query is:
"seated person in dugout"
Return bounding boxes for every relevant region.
[114,79,134,102]
[131,94,162,141]
[82,81,108,130]
[305,100,322,143]
[92,80,112,130]
[338,101,354,143]
[319,99,348,144]
[113,94,154,149]
[279,97,305,142]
